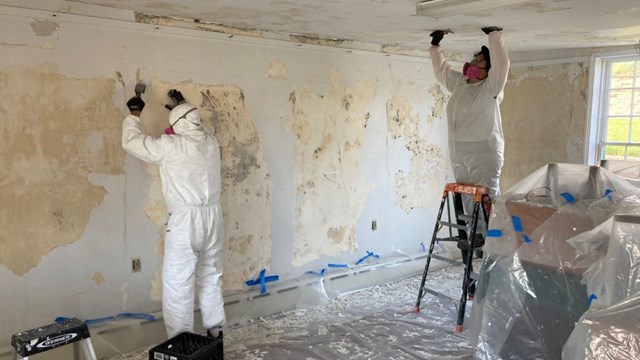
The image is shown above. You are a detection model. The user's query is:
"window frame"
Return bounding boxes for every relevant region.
[586,52,640,164]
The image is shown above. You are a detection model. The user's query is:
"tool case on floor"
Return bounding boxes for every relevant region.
[149,332,222,360]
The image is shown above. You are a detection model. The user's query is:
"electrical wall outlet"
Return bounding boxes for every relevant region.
[131,258,142,272]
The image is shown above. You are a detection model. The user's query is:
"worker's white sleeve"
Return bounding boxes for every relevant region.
[429,45,462,92]
[486,31,510,96]
[121,115,165,164]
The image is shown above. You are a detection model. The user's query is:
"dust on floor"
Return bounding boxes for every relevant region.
[110,264,476,360]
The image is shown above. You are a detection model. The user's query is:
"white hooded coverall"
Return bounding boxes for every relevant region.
[429,31,510,200]
[122,103,225,337]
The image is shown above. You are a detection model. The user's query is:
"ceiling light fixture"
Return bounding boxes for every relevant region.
[416,0,532,18]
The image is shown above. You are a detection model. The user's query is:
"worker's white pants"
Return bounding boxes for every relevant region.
[162,203,225,338]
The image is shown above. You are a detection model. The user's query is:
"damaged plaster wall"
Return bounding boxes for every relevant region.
[0,63,123,276]
[289,71,372,265]
[387,89,449,213]
[501,62,588,190]
[138,80,272,292]
[0,5,451,342]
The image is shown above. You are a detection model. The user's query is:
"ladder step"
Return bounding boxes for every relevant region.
[431,254,464,266]
[421,287,458,305]
[457,214,474,222]
[439,221,470,231]
[11,318,97,360]
[435,236,459,242]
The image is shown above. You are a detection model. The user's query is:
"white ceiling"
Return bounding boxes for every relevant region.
[18,0,640,58]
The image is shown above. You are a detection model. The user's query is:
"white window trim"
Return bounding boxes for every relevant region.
[586,50,640,164]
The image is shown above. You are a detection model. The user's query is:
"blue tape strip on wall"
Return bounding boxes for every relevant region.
[306,269,326,277]
[245,269,279,294]
[328,263,350,268]
[355,251,380,265]
[55,312,155,326]
[588,293,598,306]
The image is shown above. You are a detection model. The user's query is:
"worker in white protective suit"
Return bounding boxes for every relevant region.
[428,27,510,294]
[122,90,225,339]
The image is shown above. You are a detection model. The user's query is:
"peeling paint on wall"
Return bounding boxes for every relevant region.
[0,41,55,49]
[289,71,372,266]
[92,272,106,285]
[501,62,588,190]
[267,58,288,79]
[289,35,350,47]
[387,96,447,213]
[137,80,271,290]
[134,12,176,26]
[195,23,264,37]
[0,63,123,275]
[134,12,264,37]
[30,19,60,37]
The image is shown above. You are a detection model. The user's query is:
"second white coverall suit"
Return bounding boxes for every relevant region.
[429,31,510,200]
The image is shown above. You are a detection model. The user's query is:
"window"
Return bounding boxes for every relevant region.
[587,54,640,163]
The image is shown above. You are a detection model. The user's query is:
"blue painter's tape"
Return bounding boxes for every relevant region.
[487,229,503,237]
[245,269,279,294]
[588,293,598,306]
[328,263,350,268]
[55,313,155,326]
[511,215,523,232]
[560,192,576,203]
[604,188,613,201]
[521,234,533,244]
[355,251,380,265]
[306,269,326,277]
[421,242,426,252]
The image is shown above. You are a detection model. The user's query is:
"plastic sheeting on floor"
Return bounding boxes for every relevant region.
[111,264,477,360]
[467,163,640,360]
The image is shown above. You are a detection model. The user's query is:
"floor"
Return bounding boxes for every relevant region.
[109,263,477,360]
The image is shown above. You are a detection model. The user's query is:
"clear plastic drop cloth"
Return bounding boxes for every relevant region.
[110,264,478,360]
[562,214,640,360]
[222,265,476,360]
[466,163,640,360]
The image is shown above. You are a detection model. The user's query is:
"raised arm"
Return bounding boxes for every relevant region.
[486,30,510,97]
[122,114,165,164]
[428,30,463,92]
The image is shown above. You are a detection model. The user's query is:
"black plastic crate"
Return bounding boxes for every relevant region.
[149,332,223,360]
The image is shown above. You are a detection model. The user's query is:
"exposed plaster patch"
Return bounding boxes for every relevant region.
[508,61,585,85]
[289,71,372,266]
[501,62,588,190]
[267,58,288,79]
[604,7,640,15]
[138,80,271,290]
[30,19,60,37]
[134,12,176,26]
[140,2,182,11]
[289,35,350,47]
[195,23,263,37]
[0,41,55,49]
[92,272,106,285]
[387,96,447,213]
[134,11,263,37]
[507,3,571,13]
[0,63,123,276]
[380,45,427,57]
[150,269,162,301]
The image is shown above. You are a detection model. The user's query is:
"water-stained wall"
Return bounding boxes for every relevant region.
[501,63,588,190]
[0,5,451,341]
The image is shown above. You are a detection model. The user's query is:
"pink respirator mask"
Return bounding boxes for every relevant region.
[463,60,484,80]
